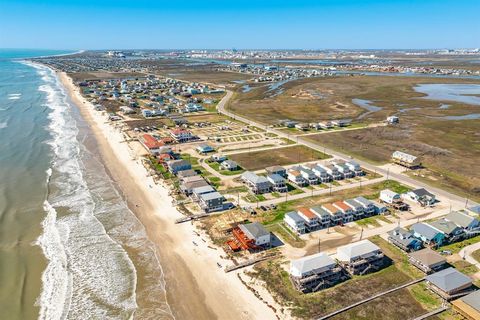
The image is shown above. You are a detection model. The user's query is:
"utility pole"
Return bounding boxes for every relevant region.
[387,167,390,181]
[318,238,321,253]
[360,227,364,240]
[465,198,469,208]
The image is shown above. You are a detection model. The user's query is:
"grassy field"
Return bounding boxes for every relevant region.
[472,249,480,262]
[229,145,330,170]
[227,74,480,201]
[250,237,438,319]
[437,235,480,253]
[305,121,480,202]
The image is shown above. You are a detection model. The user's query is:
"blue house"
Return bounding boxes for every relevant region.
[196,144,214,154]
[411,223,446,247]
[388,227,423,252]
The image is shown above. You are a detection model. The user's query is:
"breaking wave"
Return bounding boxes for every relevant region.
[31,63,138,320]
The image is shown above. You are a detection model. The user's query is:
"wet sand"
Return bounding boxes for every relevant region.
[57,71,277,320]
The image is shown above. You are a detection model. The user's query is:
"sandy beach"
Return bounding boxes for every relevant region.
[56,71,279,320]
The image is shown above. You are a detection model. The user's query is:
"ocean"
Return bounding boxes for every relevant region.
[0,49,173,319]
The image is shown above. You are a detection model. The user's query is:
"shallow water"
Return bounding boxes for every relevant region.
[414,84,480,105]
[352,98,382,119]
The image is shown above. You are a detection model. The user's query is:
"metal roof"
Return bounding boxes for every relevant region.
[285,211,307,224]
[267,173,284,183]
[411,223,442,240]
[240,222,270,239]
[354,196,373,207]
[310,206,331,218]
[290,253,336,277]
[429,219,461,235]
[199,191,224,201]
[461,290,480,311]
[337,240,381,261]
[426,267,471,292]
[192,185,215,195]
[445,211,477,228]
[241,171,269,184]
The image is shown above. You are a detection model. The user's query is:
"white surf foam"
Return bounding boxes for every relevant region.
[0,121,7,129]
[32,64,139,319]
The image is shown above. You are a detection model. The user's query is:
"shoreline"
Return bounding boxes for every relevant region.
[55,69,279,320]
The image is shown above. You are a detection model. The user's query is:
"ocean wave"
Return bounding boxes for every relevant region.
[0,121,7,129]
[33,64,139,319]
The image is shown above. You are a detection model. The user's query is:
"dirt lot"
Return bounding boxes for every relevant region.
[229,145,330,171]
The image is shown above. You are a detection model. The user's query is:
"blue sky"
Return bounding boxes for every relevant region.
[0,0,478,50]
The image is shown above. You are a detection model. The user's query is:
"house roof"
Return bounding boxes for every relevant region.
[411,188,435,198]
[197,143,213,150]
[297,207,316,220]
[200,191,224,201]
[241,171,269,184]
[381,189,400,198]
[412,223,442,240]
[177,169,197,178]
[192,185,215,195]
[290,253,336,277]
[322,203,340,214]
[222,159,237,167]
[143,134,163,149]
[337,240,381,261]
[344,199,363,209]
[354,196,373,207]
[426,267,472,293]
[445,211,478,228]
[333,201,351,211]
[240,222,269,239]
[267,173,284,183]
[388,227,418,247]
[459,290,480,312]
[266,165,286,172]
[167,159,190,167]
[429,219,461,235]
[310,206,331,218]
[285,211,306,224]
[409,248,446,267]
[288,169,301,176]
[182,175,205,183]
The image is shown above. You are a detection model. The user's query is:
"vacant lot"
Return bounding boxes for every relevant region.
[229,145,330,170]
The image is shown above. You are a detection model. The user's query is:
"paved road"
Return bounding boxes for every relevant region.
[217,90,477,209]
[459,241,480,268]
